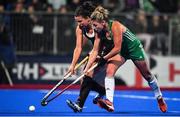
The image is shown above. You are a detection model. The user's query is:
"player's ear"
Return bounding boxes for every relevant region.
[102,20,106,26]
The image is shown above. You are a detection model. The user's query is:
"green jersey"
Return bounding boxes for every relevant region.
[107,20,146,60]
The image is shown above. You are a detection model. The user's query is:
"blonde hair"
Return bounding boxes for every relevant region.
[91,6,109,22]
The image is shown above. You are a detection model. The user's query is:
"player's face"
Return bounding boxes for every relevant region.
[75,16,90,28]
[92,20,104,32]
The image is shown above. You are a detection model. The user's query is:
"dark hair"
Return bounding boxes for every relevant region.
[75,1,96,18]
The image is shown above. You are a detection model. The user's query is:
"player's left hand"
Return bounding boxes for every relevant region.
[83,66,89,75]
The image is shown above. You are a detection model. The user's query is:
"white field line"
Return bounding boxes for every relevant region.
[40,90,180,102]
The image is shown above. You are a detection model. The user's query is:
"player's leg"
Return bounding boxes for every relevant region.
[66,75,93,112]
[77,75,93,107]
[91,80,105,104]
[67,64,106,112]
[133,60,167,113]
[98,55,125,112]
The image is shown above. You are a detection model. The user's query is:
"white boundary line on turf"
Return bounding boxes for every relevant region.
[114,94,180,102]
[0,116,178,117]
[40,90,180,102]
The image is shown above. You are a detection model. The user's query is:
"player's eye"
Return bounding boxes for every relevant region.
[93,24,97,27]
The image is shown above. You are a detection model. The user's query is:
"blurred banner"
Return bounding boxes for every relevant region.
[9,55,180,88]
[116,55,180,88]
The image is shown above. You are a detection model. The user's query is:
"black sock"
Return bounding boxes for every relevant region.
[77,76,93,108]
[91,80,105,96]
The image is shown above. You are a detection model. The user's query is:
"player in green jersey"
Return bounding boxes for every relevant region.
[84,6,167,113]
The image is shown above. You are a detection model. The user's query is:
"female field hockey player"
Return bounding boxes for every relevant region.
[84,6,167,113]
[65,1,122,112]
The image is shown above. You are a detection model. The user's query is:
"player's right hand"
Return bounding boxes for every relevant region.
[64,65,75,77]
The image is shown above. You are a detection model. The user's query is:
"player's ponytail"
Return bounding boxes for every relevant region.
[91,6,109,22]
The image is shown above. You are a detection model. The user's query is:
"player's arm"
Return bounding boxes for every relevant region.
[67,26,83,74]
[84,33,100,73]
[103,21,123,60]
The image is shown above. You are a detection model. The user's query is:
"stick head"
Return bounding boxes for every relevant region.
[41,100,48,106]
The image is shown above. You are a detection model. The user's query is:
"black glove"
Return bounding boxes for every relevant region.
[98,57,107,67]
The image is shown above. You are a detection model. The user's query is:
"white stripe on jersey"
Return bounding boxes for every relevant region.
[124,31,136,41]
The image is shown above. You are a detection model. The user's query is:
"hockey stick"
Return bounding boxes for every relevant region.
[41,56,89,106]
[0,61,13,86]
[41,62,98,106]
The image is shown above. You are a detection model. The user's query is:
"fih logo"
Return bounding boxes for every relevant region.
[12,62,80,80]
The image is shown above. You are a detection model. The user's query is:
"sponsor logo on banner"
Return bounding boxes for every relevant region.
[12,63,81,80]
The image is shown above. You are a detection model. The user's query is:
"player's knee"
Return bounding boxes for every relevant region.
[106,70,115,77]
